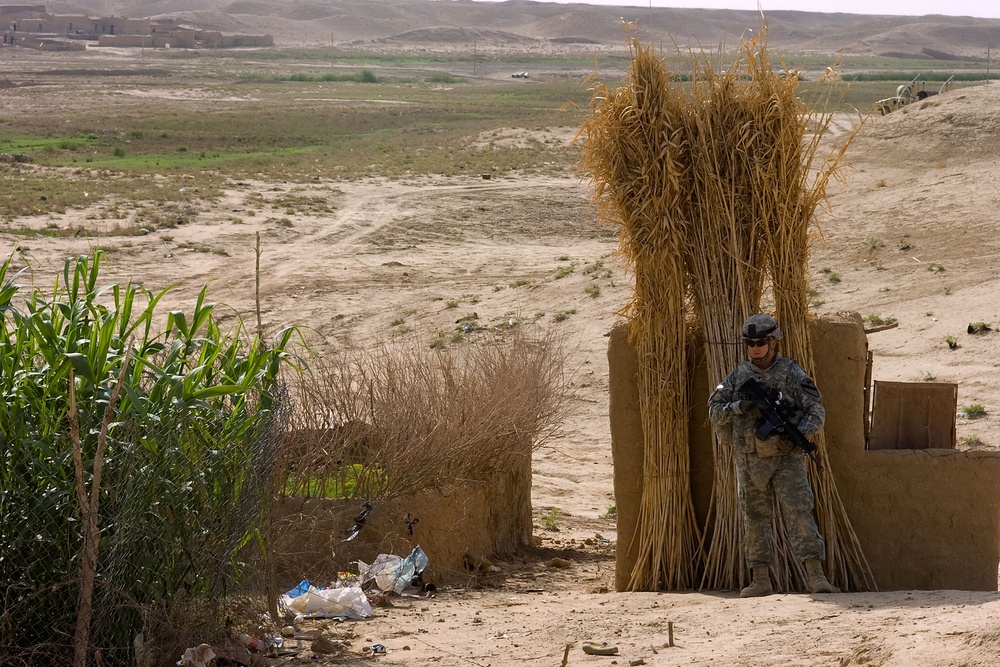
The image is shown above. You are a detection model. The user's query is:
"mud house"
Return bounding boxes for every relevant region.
[1,4,272,49]
[610,312,1000,591]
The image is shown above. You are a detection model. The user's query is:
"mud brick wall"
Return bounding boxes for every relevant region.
[610,312,1000,591]
[814,314,1000,590]
[271,460,532,588]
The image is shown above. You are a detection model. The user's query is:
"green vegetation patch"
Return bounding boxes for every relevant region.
[285,464,387,498]
[0,170,223,222]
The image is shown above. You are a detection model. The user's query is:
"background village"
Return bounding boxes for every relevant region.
[2,4,271,49]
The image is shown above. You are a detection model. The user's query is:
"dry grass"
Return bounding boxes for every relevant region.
[280,327,567,505]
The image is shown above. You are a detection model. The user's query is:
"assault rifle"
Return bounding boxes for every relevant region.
[738,377,823,470]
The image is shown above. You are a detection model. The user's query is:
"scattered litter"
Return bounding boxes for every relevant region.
[281,579,372,620]
[342,500,373,541]
[358,545,428,594]
[285,580,310,597]
[403,512,419,536]
[238,633,264,652]
[176,643,214,667]
[582,642,619,656]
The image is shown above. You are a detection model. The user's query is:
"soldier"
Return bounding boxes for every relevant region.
[708,313,838,598]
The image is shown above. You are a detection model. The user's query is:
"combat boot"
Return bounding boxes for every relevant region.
[804,558,839,594]
[739,566,773,598]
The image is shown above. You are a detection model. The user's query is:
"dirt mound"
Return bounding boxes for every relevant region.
[219,1,280,16]
[860,84,1000,161]
[810,82,1000,452]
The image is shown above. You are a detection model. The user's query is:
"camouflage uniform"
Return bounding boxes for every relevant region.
[708,354,826,568]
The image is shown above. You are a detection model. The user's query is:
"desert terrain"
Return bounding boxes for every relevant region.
[4,2,1000,666]
[41,0,1000,60]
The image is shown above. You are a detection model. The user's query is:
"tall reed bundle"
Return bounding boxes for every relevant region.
[682,63,767,591]
[579,30,701,591]
[582,26,874,592]
[741,37,876,592]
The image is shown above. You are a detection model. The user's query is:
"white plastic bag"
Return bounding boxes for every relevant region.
[286,585,372,619]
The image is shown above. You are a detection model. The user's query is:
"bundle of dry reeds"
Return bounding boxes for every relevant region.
[579,29,701,591]
[682,62,767,591]
[581,26,874,592]
[742,40,876,592]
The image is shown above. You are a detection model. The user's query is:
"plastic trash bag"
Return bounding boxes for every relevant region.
[359,545,428,594]
[282,584,372,620]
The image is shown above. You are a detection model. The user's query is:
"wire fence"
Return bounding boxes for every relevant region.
[0,250,297,667]
[0,386,290,667]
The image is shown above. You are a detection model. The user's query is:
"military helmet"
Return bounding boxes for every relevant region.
[742,313,782,340]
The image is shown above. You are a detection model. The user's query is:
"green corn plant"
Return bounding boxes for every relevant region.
[0,250,302,663]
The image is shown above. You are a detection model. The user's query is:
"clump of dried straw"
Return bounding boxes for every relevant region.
[580,24,874,592]
[579,24,700,591]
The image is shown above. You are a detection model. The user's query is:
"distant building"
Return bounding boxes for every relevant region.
[1,4,273,49]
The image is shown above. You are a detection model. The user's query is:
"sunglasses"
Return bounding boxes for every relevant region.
[745,338,771,348]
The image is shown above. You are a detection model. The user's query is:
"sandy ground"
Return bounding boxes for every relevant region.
[5,51,1000,667]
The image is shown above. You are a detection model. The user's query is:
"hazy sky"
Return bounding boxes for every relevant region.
[470,0,1000,20]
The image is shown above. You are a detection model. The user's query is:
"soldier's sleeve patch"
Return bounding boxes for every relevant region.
[801,377,821,398]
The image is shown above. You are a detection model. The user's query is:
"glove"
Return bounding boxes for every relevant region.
[731,400,763,418]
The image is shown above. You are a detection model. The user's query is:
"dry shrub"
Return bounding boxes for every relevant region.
[281,326,567,503]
